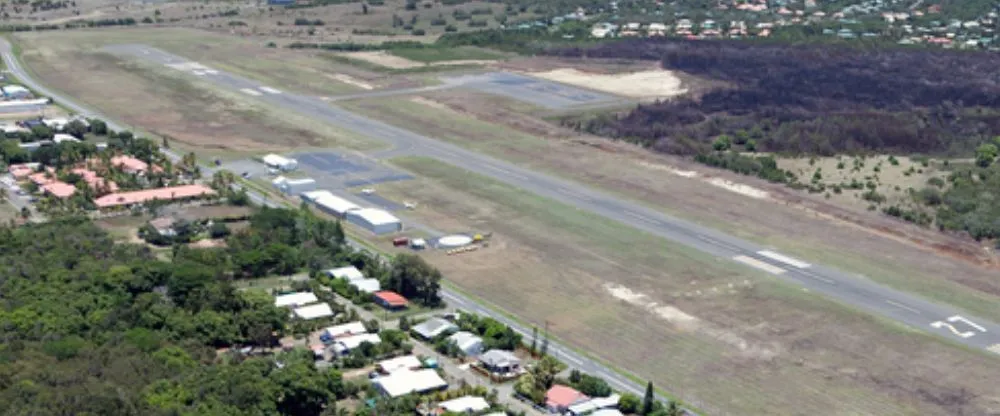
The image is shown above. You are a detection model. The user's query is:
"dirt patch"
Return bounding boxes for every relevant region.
[343,51,424,69]
[530,68,688,98]
[328,73,374,90]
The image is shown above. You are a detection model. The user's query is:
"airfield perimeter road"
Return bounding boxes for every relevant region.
[95,44,1000,357]
[0,40,670,408]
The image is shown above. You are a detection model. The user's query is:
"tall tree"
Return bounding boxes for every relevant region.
[642,381,655,415]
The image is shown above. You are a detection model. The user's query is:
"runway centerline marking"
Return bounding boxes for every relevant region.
[623,210,660,225]
[797,269,836,285]
[733,255,786,275]
[696,235,741,252]
[885,299,921,314]
[757,250,811,268]
[239,88,262,96]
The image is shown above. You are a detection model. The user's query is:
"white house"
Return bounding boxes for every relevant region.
[333,333,382,355]
[439,396,491,413]
[374,369,448,398]
[376,354,423,374]
[478,349,522,375]
[346,208,402,235]
[274,292,318,307]
[262,154,298,171]
[0,98,48,114]
[53,134,80,144]
[2,85,31,99]
[411,317,458,340]
[293,302,335,320]
[568,394,621,416]
[324,321,367,339]
[447,331,484,356]
[350,278,382,294]
[327,265,364,281]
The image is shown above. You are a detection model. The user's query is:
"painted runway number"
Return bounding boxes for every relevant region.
[930,315,986,339]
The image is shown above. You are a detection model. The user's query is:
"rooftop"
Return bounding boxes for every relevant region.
[478,349,520,368]
[376,354,423,374]
[375,369,448,398]
[412,317,458,339]
[324,321,367,338]
[374,290,408,307]
[274,292,319,307]
[349,208,400,226]
[93,184,215,208]
[439,396,490,413]
[350,278,381,294]
[327,265,364,281]
[293,302,335,320]
[335,332,382,350]
[547,385,588,409]
[42,181,76,198]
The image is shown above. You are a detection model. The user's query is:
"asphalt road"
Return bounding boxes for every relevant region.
[97,43,1000,358]
[0,40,679,409]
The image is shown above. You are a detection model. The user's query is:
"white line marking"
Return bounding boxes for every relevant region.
[623,210,660,225]
[948,315,986,332]
[259,86,282,94]
[732,255,786,275]
[798,269,836,284]
[240,88,263,96]
[556,187,588,200]
[885,299,921,314]
[987,344,1000,355]
[930,321,977,338]
[757,250,811,268]
[561,353,583,366]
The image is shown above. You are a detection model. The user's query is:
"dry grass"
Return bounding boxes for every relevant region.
[529,68,688,98]
[339,91,1000,324]
[373,156,1000,416]
[14,28,383,155]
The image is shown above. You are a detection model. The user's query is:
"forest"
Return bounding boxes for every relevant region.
[554,39,1000,157]
[0,204,446,414]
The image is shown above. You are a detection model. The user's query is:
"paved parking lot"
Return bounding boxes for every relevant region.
[442,72,616,109]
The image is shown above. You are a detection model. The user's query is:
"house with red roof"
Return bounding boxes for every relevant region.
[71,168,118,193]
[373,291,408,310]
[41,182,76,199]
[7,163,38,179]
[546,385,588,413]
[111,155,163,175]
[93,184,215,210]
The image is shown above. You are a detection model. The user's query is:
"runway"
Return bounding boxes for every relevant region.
[94,43,1000,358]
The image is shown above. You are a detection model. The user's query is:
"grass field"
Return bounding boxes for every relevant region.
[388,46,507,63]
[14,30,384,155]
[341,93,1000,323]
[372,156,1000,415]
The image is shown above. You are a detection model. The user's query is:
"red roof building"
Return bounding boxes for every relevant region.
[41,182,76,198]
[373,291,408,309]
[111,155,163,174]
[93,184,215,209]
[546,385,588,412]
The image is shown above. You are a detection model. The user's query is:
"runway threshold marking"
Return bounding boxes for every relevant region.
[733,255,786,275]
[240,88,263,96]
[757,250,811,268]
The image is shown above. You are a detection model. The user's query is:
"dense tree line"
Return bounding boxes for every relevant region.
[0,218,358,415]
[554,39,1000,157]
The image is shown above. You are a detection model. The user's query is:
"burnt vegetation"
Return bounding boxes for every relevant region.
[555,39,1000,157]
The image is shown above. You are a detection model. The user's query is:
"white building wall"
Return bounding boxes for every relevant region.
[345,208,401,235]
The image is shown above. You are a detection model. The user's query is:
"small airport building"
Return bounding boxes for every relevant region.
[262,154,298,171]
[2,85,31,99]
[346,207,401,235]
[303,190,361,218]
[273,176,316,195]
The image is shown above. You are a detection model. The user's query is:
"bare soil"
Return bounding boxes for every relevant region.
[529,68,688,98]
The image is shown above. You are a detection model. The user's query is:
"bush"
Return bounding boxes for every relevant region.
[411,28,425,36]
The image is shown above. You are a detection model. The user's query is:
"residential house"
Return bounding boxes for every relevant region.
[111,155,162,175]
[293,303,335,320]
[568,394,621,416]
[274,292,319,308]
[477,349,522,376]
[377,355,424,374]
[447,331,484,356]
[327,265,364,281]
[350,278,381,294]
[374,369,448,398]
[41,182,76,199]
[411,317,458,340]
[333,333,382,355]
[323,321,367,339]
[93,184,216,210]
[438,396,490,414]
[373,291,408,310]
[7,163,38,179]
[546,385,589,414]
[149,217,177,236]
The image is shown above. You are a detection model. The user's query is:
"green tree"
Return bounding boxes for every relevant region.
[619,393,642,414]
[642,381,655,415]
[90,119,108,135]
[975,143,998,167]
[712,135,732,151]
